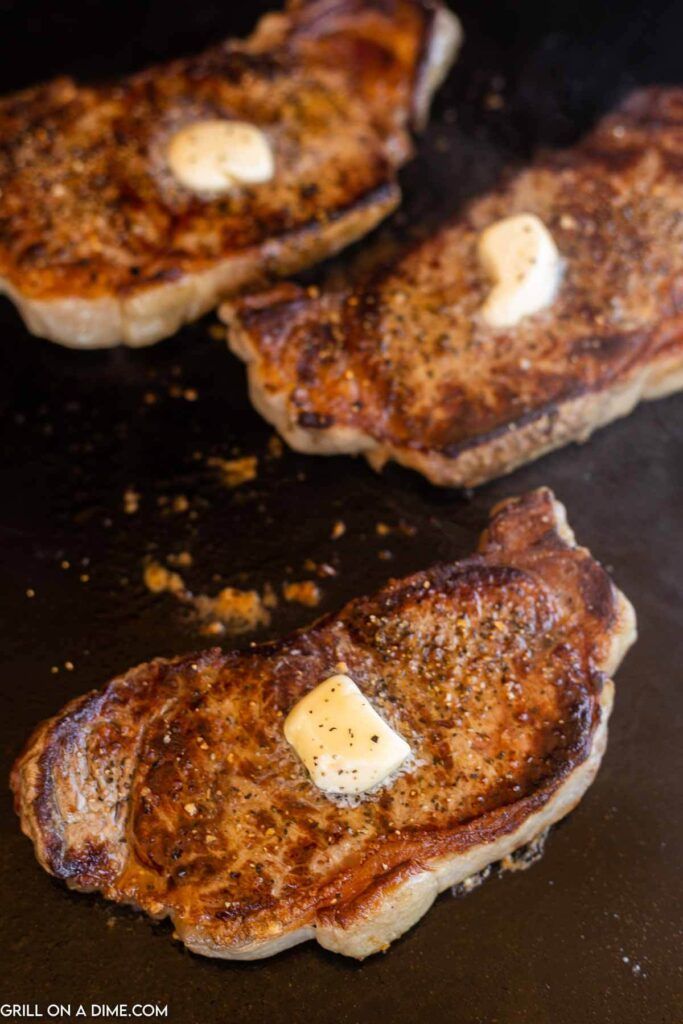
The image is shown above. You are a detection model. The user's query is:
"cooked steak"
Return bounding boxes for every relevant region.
[223,87,683,487]
[0,0,461,348]
[12,489,635,960]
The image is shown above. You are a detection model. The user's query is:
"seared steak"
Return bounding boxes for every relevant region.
[12,489,635,960]
[0,0,461,348]
[223,88,683,487]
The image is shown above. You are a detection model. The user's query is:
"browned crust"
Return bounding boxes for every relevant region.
[11,489,636,959]
[0,0,461,347]
[0,182,400,348]
[222,87,683,486]
[367,344,683,487]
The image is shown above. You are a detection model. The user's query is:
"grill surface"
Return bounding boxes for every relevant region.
[0,2,681,1022]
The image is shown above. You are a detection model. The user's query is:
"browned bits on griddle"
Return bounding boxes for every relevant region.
[208,454,258,488]
[303,558,337,578]
[143,561,185,596]
[123,487,140,514]
[167,551,193,569]
[282,580,321,607]
[331,520,346,540]
[195,587,272,635]
[142,559,272,636]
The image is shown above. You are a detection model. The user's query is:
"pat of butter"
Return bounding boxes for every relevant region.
[284,674,411,795]
[167,119,274,193]
[477,213,562,328]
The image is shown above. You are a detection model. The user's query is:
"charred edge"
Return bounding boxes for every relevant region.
[116,180,400,300]
[16,652,218,881]
[436,397,573,460]
[486,492,619,631]
[214,895,278,923]
[29,690,109,879]
[317,859,419,928]
[5,168,399,301]
[297,410,335,429]
[242,316,670,464]
[482,488,570,552]
[431,312,681,462]
[342,562,533,639]
[61,840,116,888]
[577,560,619,631]
[317,706,601,929]
[442,706,600,846]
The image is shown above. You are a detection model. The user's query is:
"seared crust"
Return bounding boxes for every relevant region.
[12,489,636,959]
[0,0,462,347]
[223,88,683,486]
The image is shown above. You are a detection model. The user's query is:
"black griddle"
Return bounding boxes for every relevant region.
[1,2,682,1022]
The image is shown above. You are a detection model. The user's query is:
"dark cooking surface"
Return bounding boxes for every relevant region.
[0,2,681,1022]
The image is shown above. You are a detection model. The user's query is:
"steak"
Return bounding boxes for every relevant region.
[11,489,636,960]
[0,0,461,348]
[223,87,683,487]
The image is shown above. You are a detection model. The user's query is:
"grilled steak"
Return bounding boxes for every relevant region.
[0,0,461,348]
[223,87,683,487]
[12,489,635,960]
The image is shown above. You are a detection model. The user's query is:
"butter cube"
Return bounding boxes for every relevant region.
[284,674,411,795]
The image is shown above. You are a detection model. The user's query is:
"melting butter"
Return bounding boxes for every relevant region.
[167,119,274,193]
[477,213,562,328]
[284,674,410,795]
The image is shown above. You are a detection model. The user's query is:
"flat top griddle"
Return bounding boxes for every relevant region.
[0,2,681,1022]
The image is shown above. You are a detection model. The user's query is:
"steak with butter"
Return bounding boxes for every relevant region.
[0,0,461,348]
[12,489,635,960]
[223,88,683,486]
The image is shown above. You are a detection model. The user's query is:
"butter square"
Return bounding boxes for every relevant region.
[284,674,410,795]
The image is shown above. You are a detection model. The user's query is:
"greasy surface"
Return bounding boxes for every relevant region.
[224,87,683,485]
[11,489,628,956]
[1,0,681,1019]
[0,0,440,302]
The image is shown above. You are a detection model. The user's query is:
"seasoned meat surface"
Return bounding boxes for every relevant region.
[0,0,460,346]
[12,490,635,960]
[224,88,683,486]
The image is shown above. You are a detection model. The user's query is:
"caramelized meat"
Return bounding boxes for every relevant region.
[12,489,635,959]
[0,0,461,346]
[224,88,683,486]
